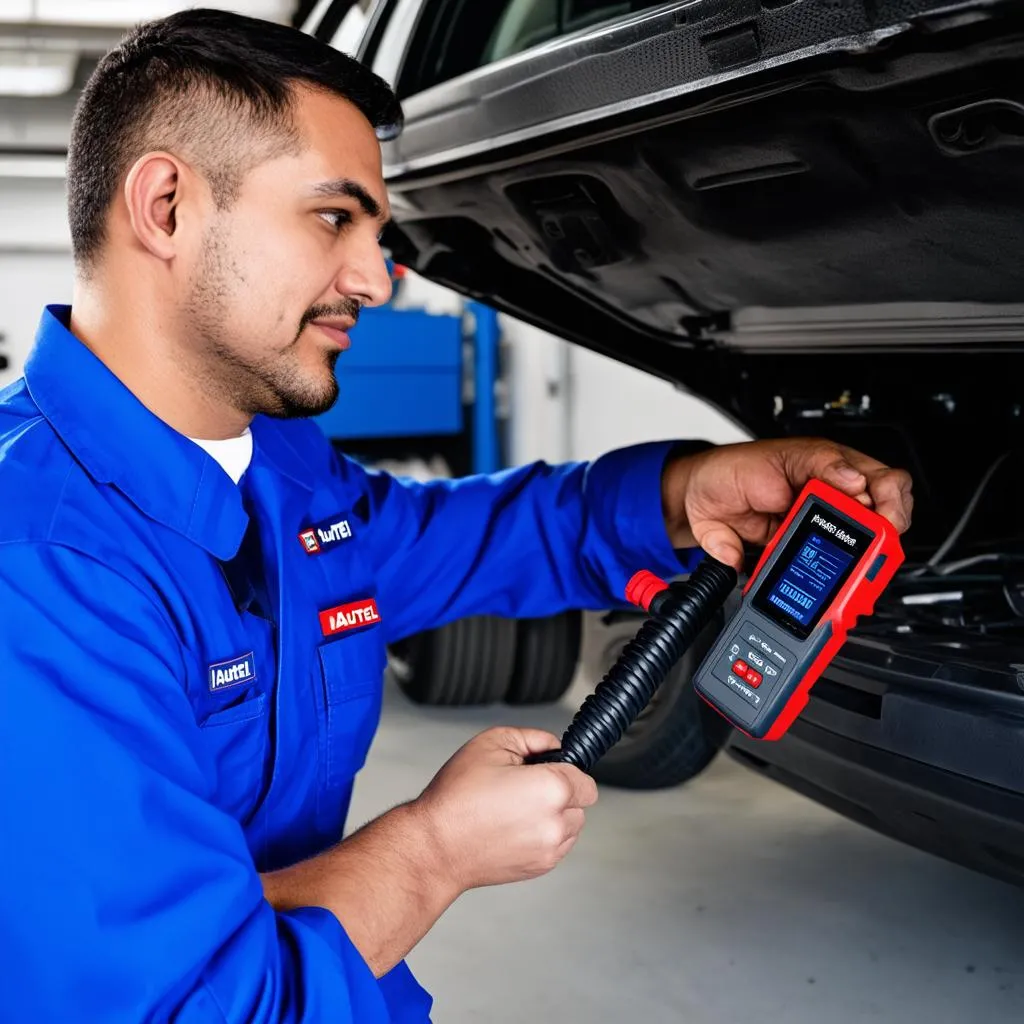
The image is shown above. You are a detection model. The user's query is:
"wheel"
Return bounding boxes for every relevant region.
[581,610,732,790]
[387,615,518,706]
[505,610,583,705]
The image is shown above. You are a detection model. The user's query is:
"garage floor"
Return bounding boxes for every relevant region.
[350,616,1024,1024]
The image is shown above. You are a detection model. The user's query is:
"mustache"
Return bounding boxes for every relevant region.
[299,299,362,335]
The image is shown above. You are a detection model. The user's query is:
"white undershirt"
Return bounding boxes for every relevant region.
[187,428,254,485]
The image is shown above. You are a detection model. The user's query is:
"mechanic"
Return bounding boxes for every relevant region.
[0,9,913,1023]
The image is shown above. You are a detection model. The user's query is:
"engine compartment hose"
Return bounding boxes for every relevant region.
[527,557,738,772]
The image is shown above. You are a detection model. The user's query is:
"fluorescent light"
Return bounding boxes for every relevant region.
[0,49,76,97]
[0,155,67,177]
[0,3,33,21]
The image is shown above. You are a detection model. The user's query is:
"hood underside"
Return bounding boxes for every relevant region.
[382,2,1024,366]
[377,1,1024,561]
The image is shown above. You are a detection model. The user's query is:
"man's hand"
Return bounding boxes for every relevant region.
[662,438,913,570]
[261,727,596,977]
[410,726,598,890]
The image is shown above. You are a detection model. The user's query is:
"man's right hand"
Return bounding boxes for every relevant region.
[410,726,599,891]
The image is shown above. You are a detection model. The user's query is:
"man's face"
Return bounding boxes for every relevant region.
[181,86,393,419]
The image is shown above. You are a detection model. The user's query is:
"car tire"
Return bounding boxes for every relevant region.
[582,610,732,790]
[505,610,583,705]
[388,616,518,706]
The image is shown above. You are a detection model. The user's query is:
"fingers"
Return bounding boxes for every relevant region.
[784,441,913,534]
[786,442,870,498]
[860,466,913,534]
[483,726,562,761]
[513,727,563,755]
[692,522,745,571]
[473,729,599,807]
[561,807,586,841]
[545,763,599,810]
[833,449,914,533]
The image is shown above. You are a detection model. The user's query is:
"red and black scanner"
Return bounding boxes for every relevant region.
[530,478,903,771]
[691,478,904,740]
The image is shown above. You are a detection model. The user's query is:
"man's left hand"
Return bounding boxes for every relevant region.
[661,438,913,571]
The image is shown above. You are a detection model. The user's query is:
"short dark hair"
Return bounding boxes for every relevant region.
[67,7,402,269]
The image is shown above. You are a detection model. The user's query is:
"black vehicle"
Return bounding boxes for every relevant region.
[304,0,1024,887]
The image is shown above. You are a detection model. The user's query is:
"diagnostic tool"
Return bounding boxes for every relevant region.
[691,478,904,740]
[529,476,903,773]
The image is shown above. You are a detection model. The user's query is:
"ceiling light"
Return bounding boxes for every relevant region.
[0,49,76,97]
[0,155,67,178]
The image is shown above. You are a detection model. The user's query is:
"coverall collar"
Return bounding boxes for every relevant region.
[25,304,265,561]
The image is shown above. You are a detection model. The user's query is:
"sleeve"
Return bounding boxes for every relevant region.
[341,438,710,644]
[0,543,394,1024]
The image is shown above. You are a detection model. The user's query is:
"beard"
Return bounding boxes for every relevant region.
[182,227,358,419]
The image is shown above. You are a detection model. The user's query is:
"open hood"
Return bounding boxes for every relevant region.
[381,0,1024,389]
[376,0,1024,557]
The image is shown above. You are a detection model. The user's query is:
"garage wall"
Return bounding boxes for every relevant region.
[0,175,73,391]
[0,172,71,249]
[564,343,751,462]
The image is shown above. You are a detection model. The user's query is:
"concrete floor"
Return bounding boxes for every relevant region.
[350,625,1024,1023]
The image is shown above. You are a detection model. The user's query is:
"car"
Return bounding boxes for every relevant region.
[302,0,1024,887]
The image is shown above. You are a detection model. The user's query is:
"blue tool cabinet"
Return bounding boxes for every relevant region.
[313,305,464,440]
[313,300,502,476]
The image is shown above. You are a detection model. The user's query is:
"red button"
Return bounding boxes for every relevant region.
[733,659,748,675]
[745,668,763,687]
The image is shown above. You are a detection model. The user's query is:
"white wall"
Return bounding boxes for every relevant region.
[0,173,71,249]
[0,175,73,389]
[564,343,751,462]
[0,250,74,390]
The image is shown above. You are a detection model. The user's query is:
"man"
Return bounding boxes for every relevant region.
[0,9,912,1023]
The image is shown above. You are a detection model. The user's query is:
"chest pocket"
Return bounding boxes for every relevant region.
[197,688,270,824]
[194,621,275,826]
[316,630,387,795]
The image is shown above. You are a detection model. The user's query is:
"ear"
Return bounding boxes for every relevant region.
[122,151,192,261]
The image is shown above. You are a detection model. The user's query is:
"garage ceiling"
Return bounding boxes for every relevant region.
[0,2,296,28]
[0,2,301,172]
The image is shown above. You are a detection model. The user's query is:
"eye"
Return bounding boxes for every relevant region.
[319,209,353,231]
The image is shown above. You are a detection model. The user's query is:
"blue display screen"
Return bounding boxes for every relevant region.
[764,534,856,628]
[751,501,873,639]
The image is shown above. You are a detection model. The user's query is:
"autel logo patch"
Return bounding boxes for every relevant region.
[298,514,354,555]
[320,598,381,637]
[209,652,256,691]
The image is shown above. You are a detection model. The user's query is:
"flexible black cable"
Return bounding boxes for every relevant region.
[528,558,737,772]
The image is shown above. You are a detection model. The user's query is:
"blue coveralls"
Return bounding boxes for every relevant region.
[0,306,703,1022]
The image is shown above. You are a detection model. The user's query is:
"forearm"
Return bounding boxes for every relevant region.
[261,802,460,978]
[365,441,708,641]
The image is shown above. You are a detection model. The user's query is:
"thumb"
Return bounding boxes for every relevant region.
[501,727,563,759]
[692,522,744,571]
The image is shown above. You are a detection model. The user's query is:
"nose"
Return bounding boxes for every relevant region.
[333,231,393,309]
